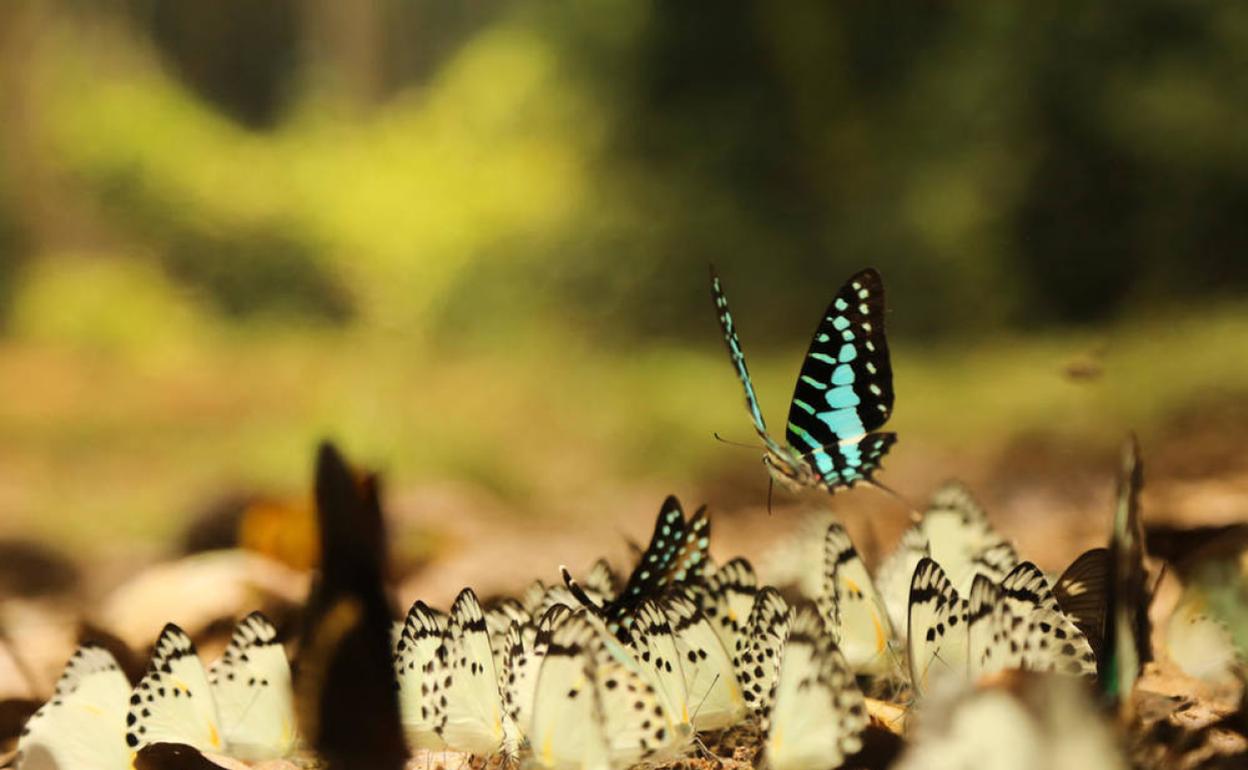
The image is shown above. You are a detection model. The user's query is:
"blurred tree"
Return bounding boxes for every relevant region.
[130,0,301,128]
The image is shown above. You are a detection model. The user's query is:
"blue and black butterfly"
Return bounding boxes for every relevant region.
[562,495,711,638]
[710,266,896,493]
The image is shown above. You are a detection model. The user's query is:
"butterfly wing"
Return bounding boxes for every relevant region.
[821,523,896,676]
[207,612,297,760]
[695,557,758,658]
[527,613,612,770]
[500,621,543,743]
[764,607,867,770]
[1104,435,1152,705]
[394,600,448,749]
[1054,547,1110,665]
[661,592,746,731]
[784,268,896,486]
[710,267,783,453]
[432,588,507,756]
[922,482,1019,595]
[126,624,223,754]
[966,574,1005,680]
[876,524,930,635]
[17,645,131,770]
[735,587,792,718]
[603,497,711,627]
[907,558,968,695]
[623,600,692,734]
[584,558,619,601]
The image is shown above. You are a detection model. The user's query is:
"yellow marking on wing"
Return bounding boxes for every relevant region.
[872,608,887,653]
[541,733,554,765]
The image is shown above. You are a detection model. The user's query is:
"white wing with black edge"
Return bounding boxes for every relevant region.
[763,605,867,770]
[661,591,745,730]
[16,644,131,770]
[822,522,897,677]
[907,558,968,695]
[431,588,507,756]
[394,599,448,750]
[207,612,297,760]
[126,623,223,754]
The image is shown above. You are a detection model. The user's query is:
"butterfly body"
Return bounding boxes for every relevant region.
[711,267,897,493]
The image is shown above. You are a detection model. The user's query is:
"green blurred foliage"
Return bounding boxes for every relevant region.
[1,0,1247,549]
[3,0,1246,342]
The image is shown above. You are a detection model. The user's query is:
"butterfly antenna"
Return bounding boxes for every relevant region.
[558,566,603,613]
[864,477,921,519]
[713,432,759,450]
[767,476,775,517]
[690,672,721,728]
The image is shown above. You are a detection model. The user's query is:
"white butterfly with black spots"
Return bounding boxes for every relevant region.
[879,482,1019,634]
[820,522,900,677]
[684,557,758,661]
[763,605,867,770]
[126,623,223,754]
[17,644,131,770]
[207,611,297,760]
[528,610,684,770]
[660,591,746,730]
[394,599,449,750]
[428,588,509,756]
[907,558,969,695]
[966,563,1098,681]
[734,586,792,718]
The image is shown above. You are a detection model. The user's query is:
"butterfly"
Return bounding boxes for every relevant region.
[206,611,297,760]
[763,605,867,770]
[660,590,746,730]
[734,586,792,718]
[527,610,683,770]
[561,496,711,635]
[682,557,758,669]
[1052,547,1110,665]
[393,600,448,750]
[966,563,1097,681]
[879,482,1019,633]
[499,619,543,744]
[428,588,509,756]
[296,441,406,770]
[820,522,899,677]
[125,623,224,755]
[1103,434,1152,708]
[17,644,131,770]
[711,266,896,493]
[906,558,969,695]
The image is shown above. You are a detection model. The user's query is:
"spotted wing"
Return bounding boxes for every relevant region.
[735,587,792,718]
[207,612,297,760]
[394,600,448,749]
[661,592,746,731]
[431,588,507,756]
[16,644,131,770]
[126,624,223,754]
[764,606,867,770]
[605,496,711,624]
[821,523,897,676]
[907,558,968,695]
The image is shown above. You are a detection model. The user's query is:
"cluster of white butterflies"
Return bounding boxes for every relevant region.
[18,484,1103,770]
[16,612,296,769]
